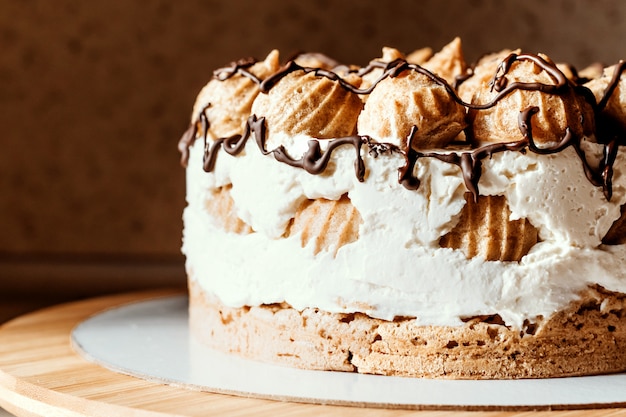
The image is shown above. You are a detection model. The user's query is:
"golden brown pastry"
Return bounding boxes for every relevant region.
[251,67,363,151]
[468,53,596,148]
[440,193,539,262]
[421,37,469,87]
[358,64,466,150]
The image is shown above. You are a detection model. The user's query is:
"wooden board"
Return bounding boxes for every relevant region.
[1,290,626,417]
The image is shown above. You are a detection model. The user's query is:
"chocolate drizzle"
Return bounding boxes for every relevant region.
[260,57,457,98]
[202,114,263,172]
[179,50,626,203]
[213,57,261,83]
[487,54,568,103]
[416,140,528,201]
[398,126,421,190]
[272,136,366,180]
[416,102,605,201]
[199,112,368,182]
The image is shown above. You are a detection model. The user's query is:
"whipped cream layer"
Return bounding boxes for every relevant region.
[182,131,626,329]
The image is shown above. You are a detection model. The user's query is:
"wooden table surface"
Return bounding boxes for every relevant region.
[1,289,626,417]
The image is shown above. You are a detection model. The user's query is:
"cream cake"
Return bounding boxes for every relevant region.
[178,38,626,379]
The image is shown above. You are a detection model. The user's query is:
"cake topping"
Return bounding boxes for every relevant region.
[194,50,280,132]
[357,62,467,150]
[421,37,468,87]
[180,46,626,205]
[457,49,515,102]
[359,47,406,94]
[467,53,595,149]
[251,67,363,148]
[178,50,280,167]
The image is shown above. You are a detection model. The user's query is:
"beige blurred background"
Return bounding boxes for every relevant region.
[1,0,625,319]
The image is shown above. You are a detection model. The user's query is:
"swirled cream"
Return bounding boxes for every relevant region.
[182,128,626,328]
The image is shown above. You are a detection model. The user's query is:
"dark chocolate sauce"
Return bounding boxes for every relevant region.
[259,60,369,94]
[213,57,261,83]
[416,140,528,202]
[200,114,368,181]
[494,54,567,93]
[178,51,626,202]
[398,126,421,190]
[602,139,619,201]
[272,136,366,180]
[261,58,456,97]
[202,114,265,172]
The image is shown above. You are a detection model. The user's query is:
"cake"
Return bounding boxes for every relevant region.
[178,38,626,379]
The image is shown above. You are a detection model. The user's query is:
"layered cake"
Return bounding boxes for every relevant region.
[178,38,626,379]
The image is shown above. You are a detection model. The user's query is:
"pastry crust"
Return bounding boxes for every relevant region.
[439,193,539,261]
[189,280,626,379]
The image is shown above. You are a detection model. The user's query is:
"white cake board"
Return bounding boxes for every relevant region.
[71,295,626,410]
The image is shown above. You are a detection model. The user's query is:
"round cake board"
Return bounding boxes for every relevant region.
[2,290,626,417]
[72,293,626,410]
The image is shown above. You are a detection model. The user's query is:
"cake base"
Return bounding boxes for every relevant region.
[189,280,626,379]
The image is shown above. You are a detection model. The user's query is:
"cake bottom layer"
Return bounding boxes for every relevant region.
[189,280,626,379]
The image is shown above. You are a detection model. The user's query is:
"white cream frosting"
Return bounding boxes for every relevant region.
[182,133,626,329]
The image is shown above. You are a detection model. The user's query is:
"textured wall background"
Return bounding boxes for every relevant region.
[1,0,625,262]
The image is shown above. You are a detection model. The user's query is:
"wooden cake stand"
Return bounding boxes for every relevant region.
[1,289,626,417]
